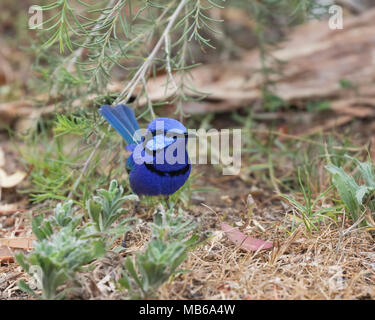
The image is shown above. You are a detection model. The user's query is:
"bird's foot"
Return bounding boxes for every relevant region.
[164,195,171,210]
[122,199,140,248]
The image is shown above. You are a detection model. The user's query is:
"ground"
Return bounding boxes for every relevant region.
[1,116,375,299]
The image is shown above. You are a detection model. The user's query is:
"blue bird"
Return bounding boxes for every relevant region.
[98,104,192,201]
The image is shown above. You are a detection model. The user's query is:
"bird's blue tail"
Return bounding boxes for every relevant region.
[99,104,140,145]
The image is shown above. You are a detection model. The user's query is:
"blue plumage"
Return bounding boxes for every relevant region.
[98,104,191,196]
[99,104,140,145]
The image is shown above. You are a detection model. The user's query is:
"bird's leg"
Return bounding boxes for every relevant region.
[122,199,140,248]
[164,195,171,210]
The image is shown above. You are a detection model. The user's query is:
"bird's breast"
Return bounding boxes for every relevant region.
[129,161,191,196]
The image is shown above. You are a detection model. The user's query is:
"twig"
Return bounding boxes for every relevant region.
[0,272,22,285]
[141,75,156,119]
[165,34,178,91]
[114,0,187,105]
[342,212,366,236]
[68,132,106,198]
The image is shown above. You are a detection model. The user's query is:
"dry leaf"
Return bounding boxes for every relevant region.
[0,203,19,215]
[0,168,26,188]
[0,246,14,263]
[0,50,15,85]
[0,99,54,132]
[0,237,35,263]
[112,8,375,124]
[0,147,4,167]
[0,100,33,124]
[221,222,273,252]
[0,237,35,250]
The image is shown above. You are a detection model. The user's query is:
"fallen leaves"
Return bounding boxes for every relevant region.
[0,237,35,250]
[0,203,22,216]
[0,147,4,167]
[221,222,273,252]
[0,236,35,263]
[0,145,29,264]
[0,246,13,263]
[0,100,33,124]
[0,169,26,189]
[0,44,15,86]
[108,9,375,135]
[0,100,56,132]
[0,146,26,188]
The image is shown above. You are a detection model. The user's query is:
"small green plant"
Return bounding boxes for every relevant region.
[86,180,138,242]
[16,199,106,299]
[281,167,340,232]
[151,208,199,242]
[326,156,375,225]
[118,208,198,299]
[32,200,83,240]
[306,100,331,112]
[118,239,188,299]
[20,132,94,203]
[15,228,105,300]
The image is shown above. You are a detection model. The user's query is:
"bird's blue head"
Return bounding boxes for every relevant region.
[147,117,187,135]
[143,118,189,151]
[133,117,190,171]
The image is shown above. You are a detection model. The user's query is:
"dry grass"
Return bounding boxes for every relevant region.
[2,156,375,300]
[159,211,375,300]
[2,189,375,300]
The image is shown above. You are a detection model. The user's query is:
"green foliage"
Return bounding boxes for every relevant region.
[16,167,200,301]
[262,89,285,111]
[306,100,331,112]
[15,181,141,299]
[53,114,94,137]
[151,207,198,242]
[118,239,187,299]
[86,180,138,245]
[16,225,105,299]
[20,133,88,203]
[32,200,83,240]
[22,0,328,203]
[281,167,340,232]
[36,0,88,53]
[19,129,118,204]
[34,0,227,100]
[31,0,326,109]
[118,208,198,299]
[326,156,375,224]
[186,0,224,49]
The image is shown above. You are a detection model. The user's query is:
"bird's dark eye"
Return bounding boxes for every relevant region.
[173,135,177,139]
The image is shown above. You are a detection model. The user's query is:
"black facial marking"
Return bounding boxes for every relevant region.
[144,163,190,177]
